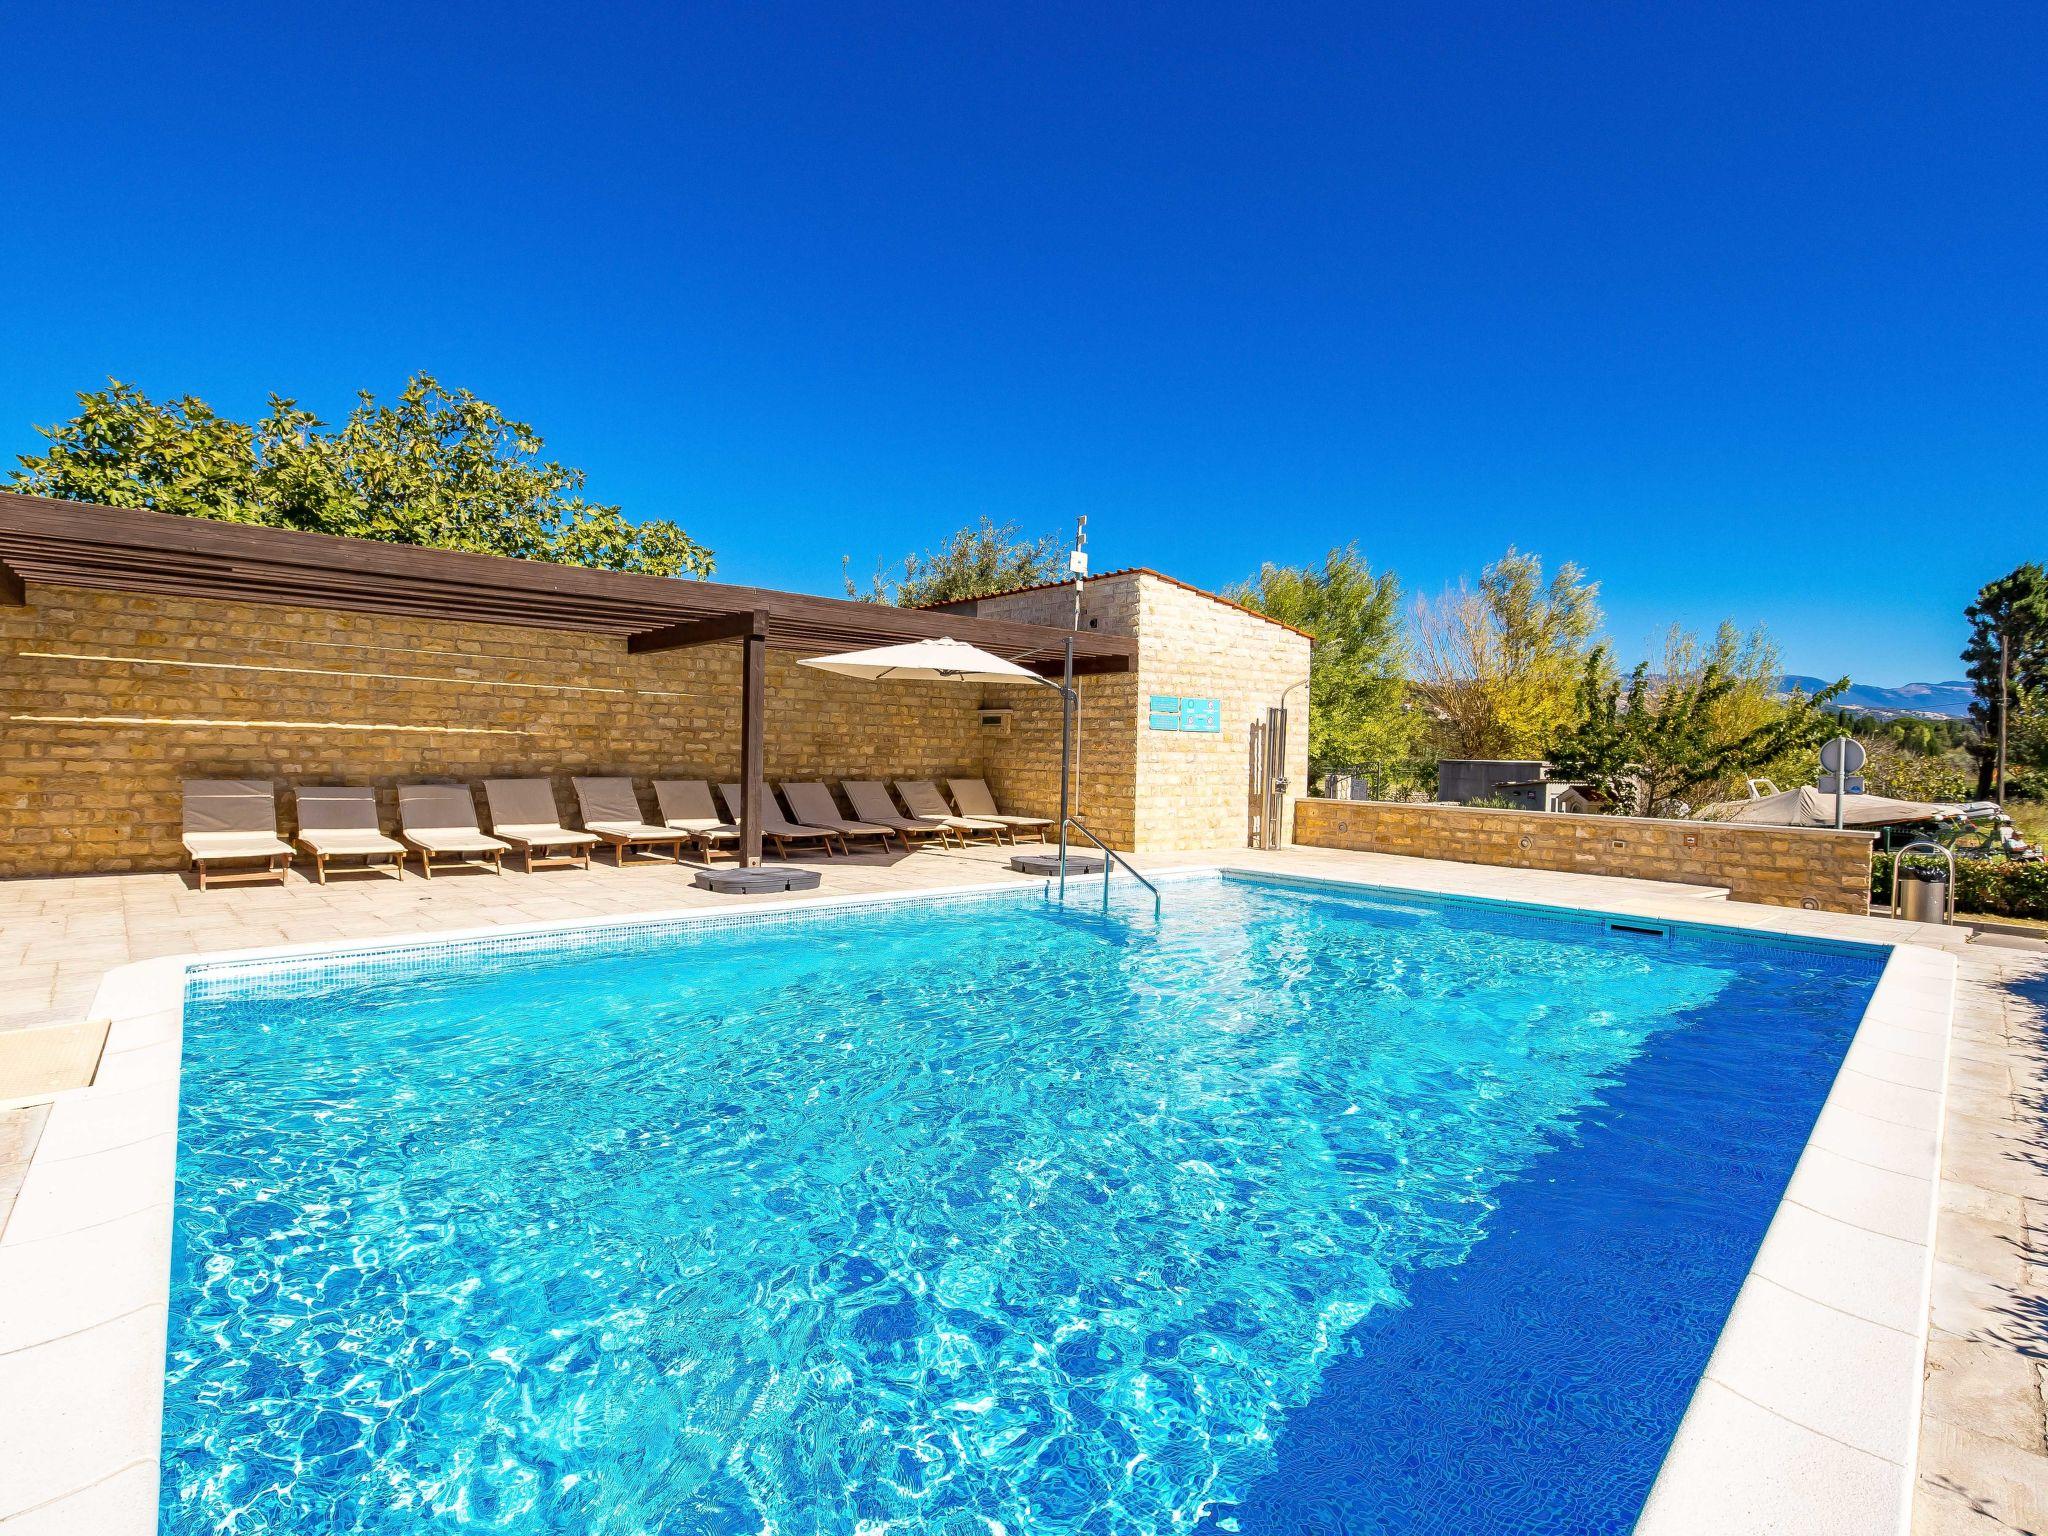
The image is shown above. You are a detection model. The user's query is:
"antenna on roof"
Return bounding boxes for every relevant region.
[1070,514,1088,631]
[1066,514,1090,819]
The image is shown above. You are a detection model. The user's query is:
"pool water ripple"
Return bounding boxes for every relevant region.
[164,876,1881,1535]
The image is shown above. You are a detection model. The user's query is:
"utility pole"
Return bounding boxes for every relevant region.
[1996,628,2010,806]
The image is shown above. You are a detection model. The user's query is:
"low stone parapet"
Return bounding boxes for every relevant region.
[1291,798,1874,913]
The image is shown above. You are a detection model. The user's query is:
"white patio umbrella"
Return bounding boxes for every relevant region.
[799,635,1084,879]
[796,635,1044,685]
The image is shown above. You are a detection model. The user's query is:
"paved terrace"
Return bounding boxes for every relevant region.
[0,843,2042,1534]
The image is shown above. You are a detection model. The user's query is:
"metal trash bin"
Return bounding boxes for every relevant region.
[1897,865,1949,925]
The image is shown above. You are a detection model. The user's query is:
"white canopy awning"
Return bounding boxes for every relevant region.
[796,636,1047,686]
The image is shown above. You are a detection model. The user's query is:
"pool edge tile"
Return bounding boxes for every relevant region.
[0,1462,157,1536]
[0,1204,174,1356]
[1635,943,1954,1536]
[0,1306,168,1524]
[1633,1379,1907,1536]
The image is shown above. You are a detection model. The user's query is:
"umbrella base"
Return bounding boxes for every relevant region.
[1009,852,1107,877]
[692,866,824,895]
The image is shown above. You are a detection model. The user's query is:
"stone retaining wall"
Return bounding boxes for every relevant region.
[1291,798,1875,913]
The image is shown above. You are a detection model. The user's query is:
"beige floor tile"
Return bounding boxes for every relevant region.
[1921,1339,2046,1453]
[1916,1422,2048,1535]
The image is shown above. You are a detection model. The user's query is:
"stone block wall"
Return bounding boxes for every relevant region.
[0,569,1311,876]
[963,572,1310,854]
[968,578,1143,850]
[0,587,997,876]
[1291,799,1875,913]
[1129,578,1310,852]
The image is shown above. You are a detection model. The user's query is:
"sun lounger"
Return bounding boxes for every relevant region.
[716,784,845,858]
[182,779,294,890]
[396,782,510,878]
[841,781,961,849]
[571,778,688,865]
[779,782,899,852]
[896,780,1015,844]
[947,778,1054,841]
[292,785,406,883]
[652,780,743,858]
[483,779,600,872]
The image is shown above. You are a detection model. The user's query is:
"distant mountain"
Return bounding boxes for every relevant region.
[1780,676,1976,719]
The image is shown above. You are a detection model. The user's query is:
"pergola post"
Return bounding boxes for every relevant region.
[738,610,768,867]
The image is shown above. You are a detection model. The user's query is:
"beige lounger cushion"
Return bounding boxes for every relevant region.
[298,828,404,856]
[182,830,296,860]
[571,778,678,842]
[948,778,1053,827]
[397,783,510,853]
[780,782,893,836]
[716,784,835,839]
[896,780,1006,831]
[181,780,293,860]
[293,785,405,856]
[653,780,740,840]
[842,781,951,833]
[484,779,599,847]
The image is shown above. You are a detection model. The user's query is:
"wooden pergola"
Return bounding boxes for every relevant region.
[0,492,1135,866]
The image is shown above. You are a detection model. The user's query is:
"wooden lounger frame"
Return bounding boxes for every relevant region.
[191,849,292,891]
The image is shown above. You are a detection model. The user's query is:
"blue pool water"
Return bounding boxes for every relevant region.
[164,874,1885,1535]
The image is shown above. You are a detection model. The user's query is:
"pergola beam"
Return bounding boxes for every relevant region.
[0,491,1136,672]
[626,608,770,654]
[1023,653,1126,679]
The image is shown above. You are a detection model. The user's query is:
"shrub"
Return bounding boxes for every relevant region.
[2003,767,2046,803]
[1862,747,1974,804]
[1870,853,2048,919]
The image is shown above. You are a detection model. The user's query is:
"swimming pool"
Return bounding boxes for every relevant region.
[162,872,1887,1535]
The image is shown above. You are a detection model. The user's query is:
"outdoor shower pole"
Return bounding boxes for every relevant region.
[1057,634,1074,891]
[1069,515,1086,820]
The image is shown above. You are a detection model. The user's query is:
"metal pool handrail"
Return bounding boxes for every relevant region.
[1057,817,1163,918]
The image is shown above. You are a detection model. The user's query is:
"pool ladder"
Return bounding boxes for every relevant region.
[1056,818,1163,918]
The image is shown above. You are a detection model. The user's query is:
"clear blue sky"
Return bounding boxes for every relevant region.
[2,3,2040,683]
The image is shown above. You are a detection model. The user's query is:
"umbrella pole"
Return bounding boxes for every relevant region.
[1058,635,1074,896]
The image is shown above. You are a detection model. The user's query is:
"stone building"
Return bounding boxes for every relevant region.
[927,569,1312,853]
[0,496,1311,877]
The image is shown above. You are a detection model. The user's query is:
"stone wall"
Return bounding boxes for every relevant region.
[0,587,1000,876]
[0,570,1312,876]
[1292,798,1875,913]
[967,577,1143,851]
[1130,578,1311,853]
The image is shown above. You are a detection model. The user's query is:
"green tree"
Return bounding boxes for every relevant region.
[1227,547,1411,775]
[847,516,1067,606]
[1410,548,1603,759]
[2011,705,2048,775]
[1862,747,1974,804]
[1551,626,1847,814]
[1962,563,2048,800]
[11,376,714,576]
